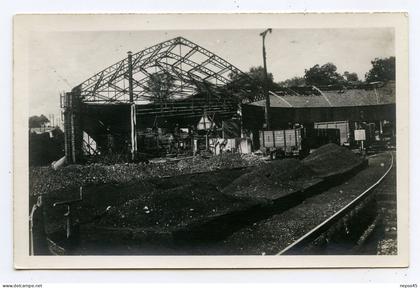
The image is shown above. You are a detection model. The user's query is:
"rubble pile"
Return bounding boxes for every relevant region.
[98,181,257,231]
[35,144,368,253]
[223,144,366,201]
[302,143,365,177]
[30,153,263,196]
[222,159,322,201]
[42,166,256,241]
[84,144,365,241]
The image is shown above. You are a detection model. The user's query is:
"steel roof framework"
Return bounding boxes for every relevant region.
[77,37,251,104]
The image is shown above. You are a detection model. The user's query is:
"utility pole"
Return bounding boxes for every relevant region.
[260,28,272,130]
[128,51,134,103]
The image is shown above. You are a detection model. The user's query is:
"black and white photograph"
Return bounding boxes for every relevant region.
[13,13,409,268]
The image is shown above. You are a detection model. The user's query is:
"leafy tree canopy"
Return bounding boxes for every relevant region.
[247,66,275,88]
[304,62,344,86]
[365,56,395,83]
[343,71,360,82]
[277,76,306,87]
[230,66,279,91]
[29,114,49,128]
[146,72,175,103]
[228,66,282,102]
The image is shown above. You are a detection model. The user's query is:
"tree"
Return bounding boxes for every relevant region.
[146,72,175,103]
[278,76,306,87]
[343,71,359,82]
[228,66,281,102]
[304,63,344,86]
[230,66,278,91]
[29,114,49,128]
[247,66,275,89]
[365,56,395,83]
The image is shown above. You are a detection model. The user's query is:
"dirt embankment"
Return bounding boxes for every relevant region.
[222,159,322,201]
[40,144,367,253]
[30,153,263,197]
[42,168,255,236]
[96,169,257,233]
[217,152,391,255]
[222,143,366,202]
[302,143,365,177]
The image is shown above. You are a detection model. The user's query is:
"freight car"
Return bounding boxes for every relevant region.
[259,128,307,159]
[259,127,342,160]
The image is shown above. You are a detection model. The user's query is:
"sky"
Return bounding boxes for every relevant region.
[28,28,394,119]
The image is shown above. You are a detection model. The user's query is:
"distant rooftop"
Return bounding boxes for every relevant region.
[251,81,395,108]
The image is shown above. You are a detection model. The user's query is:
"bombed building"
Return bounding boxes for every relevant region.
[61,37,254,163]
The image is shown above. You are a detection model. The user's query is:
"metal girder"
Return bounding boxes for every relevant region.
[177,37,243,75]
[165,52,231,84]
[76,36,250,104]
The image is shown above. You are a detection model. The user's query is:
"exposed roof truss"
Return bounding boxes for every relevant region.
[77,37,249,103]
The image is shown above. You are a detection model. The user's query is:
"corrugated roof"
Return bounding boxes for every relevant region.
[251,81,395,108]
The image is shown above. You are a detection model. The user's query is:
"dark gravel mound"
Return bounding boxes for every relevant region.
[30,154,262,197]
[37,145,366,253]
[42,180,158,234]
[302,143,365,177]
[41,167,252,235]
[222,144,365,202]
[222,159,322,201]
[97,182,258,233]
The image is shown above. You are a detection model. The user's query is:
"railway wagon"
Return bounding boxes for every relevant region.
[314,120,350,146]
[259,128,305,159]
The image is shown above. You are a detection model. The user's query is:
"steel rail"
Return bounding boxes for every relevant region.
[277,151,394,255]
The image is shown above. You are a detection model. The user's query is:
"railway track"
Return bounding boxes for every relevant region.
[277,151,395,255]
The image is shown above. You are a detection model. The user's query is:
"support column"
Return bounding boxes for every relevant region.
[128,51,134,103]
[71,113,76,163]
[63,88,83,164]
[130,103,137,160]
[127,51,137,160]
[63,93,71,162]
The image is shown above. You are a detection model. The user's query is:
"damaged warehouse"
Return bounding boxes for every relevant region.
[61,36,255,163]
